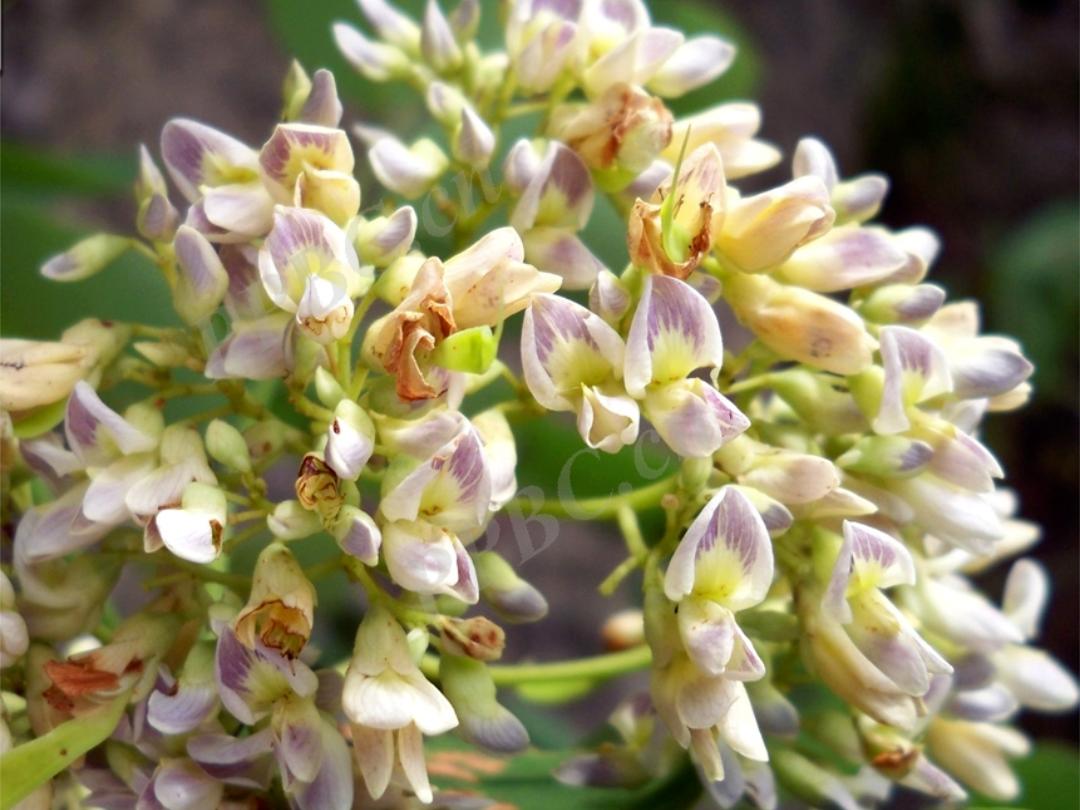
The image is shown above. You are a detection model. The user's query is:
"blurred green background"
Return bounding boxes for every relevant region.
[1,0,1076,806]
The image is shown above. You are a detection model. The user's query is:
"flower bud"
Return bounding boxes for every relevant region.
[837,435,933,478]
[716,177,834,272]
[0,338,92,414]
[205,419,253,473]
[150,482,228,563]
[372,251,426,305]
[330,505,382,565]
[353,205,417,267]
[474,551,548,623]
[421,0,463,72]
[235,542,317,658]
[601,609,645,651]
[858,283,947,324]
[281,59,313,121]
[439,616,505,661]
[724,272,877,375]
[774,225,910,293]
[325,400,375,481]
[244,420,291,465]
[295,453,343,521]
[0,572,28,669]
[453,105,496,168]
[439,655,529,753]
[41,233,133,282]
[364,132,449,199]
[589,269,631,326]
[358,0,421,51]
[172,225,230,324]
[135,145,180,241]
[333,23,411,82]
[313,367,347,409]
[269,499,322,541]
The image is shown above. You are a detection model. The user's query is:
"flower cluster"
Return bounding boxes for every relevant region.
[0,1,1074,808]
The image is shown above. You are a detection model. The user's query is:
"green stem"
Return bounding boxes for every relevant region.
[508,474,679,520]
[420,644,652,685]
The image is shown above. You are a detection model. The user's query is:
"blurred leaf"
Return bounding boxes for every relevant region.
[0,202,175,338]
[987,199,1079,406]
[428,736,702,810]
[1,141,134,199]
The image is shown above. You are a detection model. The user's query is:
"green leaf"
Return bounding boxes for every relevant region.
[0,141,134,199]
[0,690,131,809]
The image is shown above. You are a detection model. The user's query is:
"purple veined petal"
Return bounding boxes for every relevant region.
[17,482,109,563]
[421,0,463,72]
[634,25,684,80]
[76,767,139,810]
[664,487,773,610]
[201,182,275,238]
[376,409,467,459]
[472,409,519,512]
[66,381,157,465]
[381,425,492,532]
[929,431,1003,493]
[357,205,417,267]
[332,22,408,82]
[643,378,749,459]
[259,124,354,202]
[502,139,544,195]
[724,623,767,682]
[514,18,578,94]
[1001,559,1048,641]
[381,520,460,596]
[215,626,318,726]
[589,269,631,325]
[274,699,326,784]
[351,725,394,801]
[20,432,83,486]
[511,142,594,232]
[220,244,272,320]
[152,759,223,810]
[776,225,910,293]
[183,198,244,245]
[624,274,723,398]
[824,521,915,621]
[289,717,354,810]
[205,314,291,381]
[187,727,276,789]
[398,722,434,803]
[874,326,953,435]
[648,34,734,97]
[358,0,421,50]
[147,679,218,736]
[172,225,230,325]
[160,118,259,203]
[300,69,344,128]
[727,485,794,538]
[949,338,1034,400]
[677,597,736,677]
[82,455,156,526]
[521,293,626,411]
[522,228,605,291]
[258,205,358,312]
[577,383,640,454]
[447,534,480,604]
[792,137,839,191]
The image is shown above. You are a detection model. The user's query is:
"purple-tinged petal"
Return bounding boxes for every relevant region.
[521,228,605,291]
[274,699,325,784]
[66,381,157,465]
[160,119,258,203]
[152,759,223,810]
[521,293,626,411]
[187,728,276,789]
[82,455,156,525]
[874,326,953,435]
[334,507,382,566]
[892,475,1002,554]
[215,626,317,725]
[365,134,448,199]
[677,597,735,677]
[648,35,734,97]
[665,487,773,610]
[300,69,344,128]
[205,314,291,381]
[447,534,480,604]
[324,404,374,480]
[947,684,1018,722]
[20,433,82,486]
[381,520,461,597]
[201,182,274,237]
[643,378,749,459]
[995,645,1079,713]
[511,142,594,232]
[624,274,722,397]
[824,521,915,622]
[259,124,354,202]
[929,431,1002,493]
[358,0,421,49]
[502,138,543,195]
[289,718,353,810]
[147,681,218,736]
[1001,559,1047,641]
[776,225,910,293]
[333,22,409,82]
[421,0,463,72]
[172,225,229,325]
[455,105,495,168]
[17,483,109,563]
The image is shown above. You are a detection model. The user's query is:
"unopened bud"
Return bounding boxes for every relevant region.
[269,500,322,541]
[421,0,463,73]
[474,551,548,623]
[439,616,505,661]
[837,435,933,478]
[857,716,920,780]
[601,609,644,651]
[325,400,375,481]
[244,420,288,465]
[281,60,313,121]
[205,419,253,473]
[439,655,529,753]
[353,206,418,268]
[330,505,382,566]
[295,453,343,521]
[41,234,133,282]
[858,283,947,325]
[235,542,317,658]
[333,23,411,82]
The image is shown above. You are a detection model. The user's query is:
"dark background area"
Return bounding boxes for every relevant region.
[2,0,1076,759]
